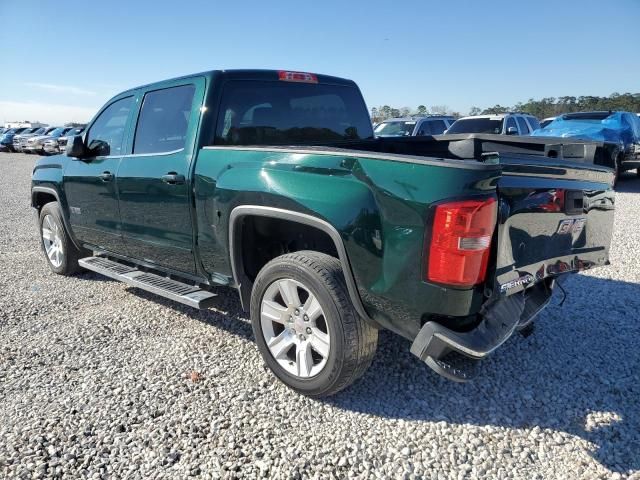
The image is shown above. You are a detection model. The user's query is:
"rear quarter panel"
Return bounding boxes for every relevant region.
[193,148,501,338]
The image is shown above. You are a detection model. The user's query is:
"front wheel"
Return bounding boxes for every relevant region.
[39,201,85,275]
[250,251,378,397]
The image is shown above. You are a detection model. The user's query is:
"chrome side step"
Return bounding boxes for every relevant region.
[78,256,218,309]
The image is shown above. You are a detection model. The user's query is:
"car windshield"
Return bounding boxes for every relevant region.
[447,118,504,134]
[374,121,417,136]
[48,128,66,137]
[32,128,46,135]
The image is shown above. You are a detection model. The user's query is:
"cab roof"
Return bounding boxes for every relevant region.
[119,69,357,96]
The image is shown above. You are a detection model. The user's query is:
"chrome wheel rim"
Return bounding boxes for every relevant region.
[42,214,64,268]
[260,278,330,378]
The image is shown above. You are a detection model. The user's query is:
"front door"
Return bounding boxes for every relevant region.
[64,95,134,252]
[117,81,203,274]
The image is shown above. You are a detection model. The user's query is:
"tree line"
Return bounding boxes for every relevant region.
[371,92,640,123]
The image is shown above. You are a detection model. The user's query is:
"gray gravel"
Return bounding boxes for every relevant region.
[1,152,639,479]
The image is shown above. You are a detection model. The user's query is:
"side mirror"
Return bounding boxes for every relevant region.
[66,135,88,158]
[506,126,518,135]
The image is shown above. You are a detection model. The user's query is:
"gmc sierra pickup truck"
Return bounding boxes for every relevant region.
[31,70,616,397]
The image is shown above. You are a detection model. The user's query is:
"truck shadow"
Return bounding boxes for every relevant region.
[120,273,639,474]
[326,273,640,474]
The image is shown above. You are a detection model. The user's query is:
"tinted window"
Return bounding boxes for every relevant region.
[375,121,417,136]
[447,118,504,134]
[527,116,541,130]
[214,81,373,145]
[86,96,133,156]
[426,120,447,135]
[506,117,517,133]
[516,117,529,134]
[133,84,196,154]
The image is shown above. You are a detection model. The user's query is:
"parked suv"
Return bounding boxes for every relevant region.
[447,113,541,136]
[374,116,456,137]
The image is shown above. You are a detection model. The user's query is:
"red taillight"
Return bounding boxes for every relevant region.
[427,197,497,287]
[278,70,318,83]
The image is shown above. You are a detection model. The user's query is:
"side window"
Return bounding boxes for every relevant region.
[86,96,133,156]
[428,120,447,135]
[133,84,196,154]
[516,117,530,134]
[527,116,540,131]
[505,117,517,133]
[417,121,431,135]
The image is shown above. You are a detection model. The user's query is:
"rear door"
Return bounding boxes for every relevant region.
[493,157,615,296]
[117,79,204,274]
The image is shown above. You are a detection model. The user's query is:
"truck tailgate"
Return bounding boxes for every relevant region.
[494,156,615,296]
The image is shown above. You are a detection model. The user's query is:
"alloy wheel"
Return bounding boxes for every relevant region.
[260,278,331,378]
[42,214,64,268]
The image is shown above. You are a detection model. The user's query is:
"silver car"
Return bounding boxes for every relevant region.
[24,127,73,154]
[14,127,53,152]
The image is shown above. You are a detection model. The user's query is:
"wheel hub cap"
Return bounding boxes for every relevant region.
[42,214,64,268]
[260,278,330,378]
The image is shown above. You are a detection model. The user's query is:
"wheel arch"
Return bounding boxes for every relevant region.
[228,205,378,328]
[31,186,83,251]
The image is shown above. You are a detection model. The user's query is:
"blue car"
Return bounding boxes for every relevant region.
[0,127,29,152]
[532,111,640,178]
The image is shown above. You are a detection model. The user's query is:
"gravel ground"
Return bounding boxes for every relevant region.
[0,152,639,480]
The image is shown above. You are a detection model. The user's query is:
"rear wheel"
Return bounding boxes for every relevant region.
[39,202,85,275]
[250,251,377,397]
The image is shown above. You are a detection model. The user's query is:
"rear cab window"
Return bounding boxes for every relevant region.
[214,80,373,145]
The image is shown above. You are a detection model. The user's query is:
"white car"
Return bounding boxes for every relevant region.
[446,113,541,136]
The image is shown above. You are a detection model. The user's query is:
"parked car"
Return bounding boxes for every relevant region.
[540,116,556,128]
[51,126,85,154]
[532,111,640,178]
[14,127,55,152]
[24,127,73,154]
[446,113,541,136]
[374,116,456,137]
[32,69,615,396]
[0,127,29,152]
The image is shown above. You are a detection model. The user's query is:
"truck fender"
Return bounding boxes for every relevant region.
[31,185,83,251]
[228,205,378,328]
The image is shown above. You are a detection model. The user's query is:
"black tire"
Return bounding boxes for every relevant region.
[38,201,85,275]
[250,251,378,397]
[636,167,640,178]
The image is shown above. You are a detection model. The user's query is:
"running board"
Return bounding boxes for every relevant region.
[78,256,218,309]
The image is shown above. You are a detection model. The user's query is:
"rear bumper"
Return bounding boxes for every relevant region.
[411,280,553,380]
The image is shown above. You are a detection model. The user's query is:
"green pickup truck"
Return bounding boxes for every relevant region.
[31,69,616,396]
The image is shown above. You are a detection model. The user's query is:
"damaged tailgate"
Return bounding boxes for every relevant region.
[494,156,615,296]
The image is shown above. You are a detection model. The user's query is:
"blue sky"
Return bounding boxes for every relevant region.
[1,0,639,124]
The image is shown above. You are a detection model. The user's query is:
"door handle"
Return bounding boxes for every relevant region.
[161,172,185,185]
[100,171,113,182]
